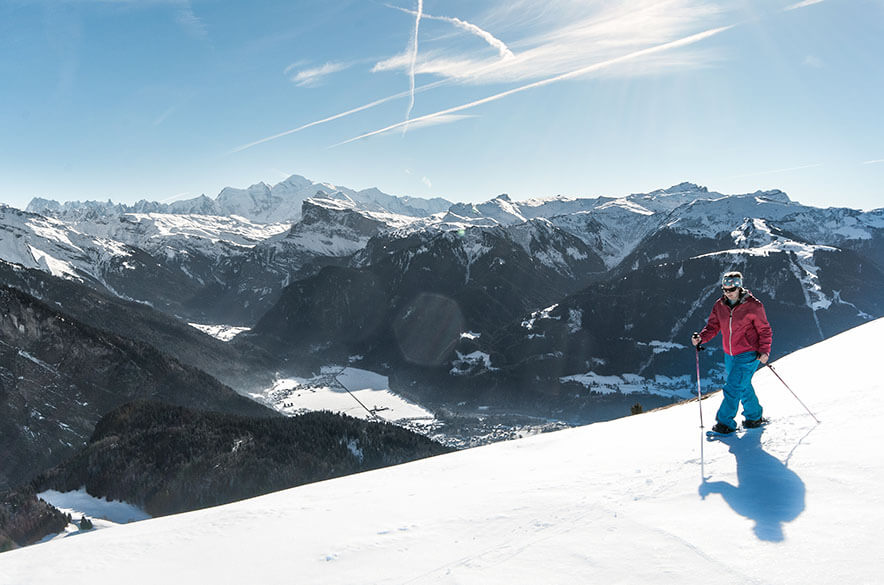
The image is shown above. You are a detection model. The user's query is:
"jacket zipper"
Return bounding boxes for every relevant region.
[727,307,734,355]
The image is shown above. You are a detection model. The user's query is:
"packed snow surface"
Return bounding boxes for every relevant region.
[3,319,882,584]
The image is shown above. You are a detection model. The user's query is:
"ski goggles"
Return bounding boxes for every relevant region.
[721,274,743,289]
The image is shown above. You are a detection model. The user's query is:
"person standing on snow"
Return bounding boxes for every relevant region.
[691,271,772,434]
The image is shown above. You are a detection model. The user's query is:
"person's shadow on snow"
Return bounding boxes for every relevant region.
[699,429,805,542]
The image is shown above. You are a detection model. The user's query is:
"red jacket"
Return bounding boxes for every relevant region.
[698,291,772,356]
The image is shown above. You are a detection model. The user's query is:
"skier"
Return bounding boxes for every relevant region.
[691,271,772,435]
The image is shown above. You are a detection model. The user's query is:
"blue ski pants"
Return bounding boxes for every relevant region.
[716,350,763,431]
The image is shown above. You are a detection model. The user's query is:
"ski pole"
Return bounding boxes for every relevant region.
[694,338,709,480]
[766,363,820,424]
[694,342,705,429]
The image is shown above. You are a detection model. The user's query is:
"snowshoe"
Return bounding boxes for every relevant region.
[706,422,736,439]
[743,417,769,429]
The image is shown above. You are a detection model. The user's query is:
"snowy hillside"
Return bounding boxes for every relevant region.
[3,319,881,584]
[0,205,288,287]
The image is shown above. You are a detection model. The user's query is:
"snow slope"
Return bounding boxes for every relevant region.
[2,319,882,584]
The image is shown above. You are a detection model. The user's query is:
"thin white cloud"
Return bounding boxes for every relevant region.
[862,159,884,165]
[376,1,725,85]
[153,104,178,127]
[56,0,210,40]
[803,55,824,68]
[422,176,432,188]
[372,53,412,74]
[287,62,351,87]
[176,2,208,41]
[334,24,733,147]
[282,60,308,76]
[785,0,825,11]
[233,1,726,153]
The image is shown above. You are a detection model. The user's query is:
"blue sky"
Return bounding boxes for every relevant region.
[1,0,881,211]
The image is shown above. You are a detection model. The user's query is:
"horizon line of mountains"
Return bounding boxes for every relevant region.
[26,175,848,224]
[8,172,884,407]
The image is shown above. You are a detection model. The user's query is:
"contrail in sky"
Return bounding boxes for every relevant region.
[443,15,514,59]
[234,9,717,153]
[333,24,733,147]
[404,0,423,133]
[387,4,514,60]
[785,0,825,11]
[232,3,510,154]
[230,79,449,153]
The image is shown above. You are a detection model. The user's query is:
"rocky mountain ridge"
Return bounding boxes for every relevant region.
[233,181,883,417]
[6,174,884,432]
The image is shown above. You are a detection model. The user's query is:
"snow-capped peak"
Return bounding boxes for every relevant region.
[597,197,655,216]
[26,174,453,225]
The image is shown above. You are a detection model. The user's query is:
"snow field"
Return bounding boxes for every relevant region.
[2,319,881,584]
[253,367,435,423]
[187,323,250,341]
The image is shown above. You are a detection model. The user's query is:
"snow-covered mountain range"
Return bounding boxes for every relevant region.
[26,174,452,223]
[14,177,883,320]
[5,175,883,409]
[3,318,881,585]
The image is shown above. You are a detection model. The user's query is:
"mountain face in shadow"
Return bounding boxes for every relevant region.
[0,262,277,391]
[0,286,276,491]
